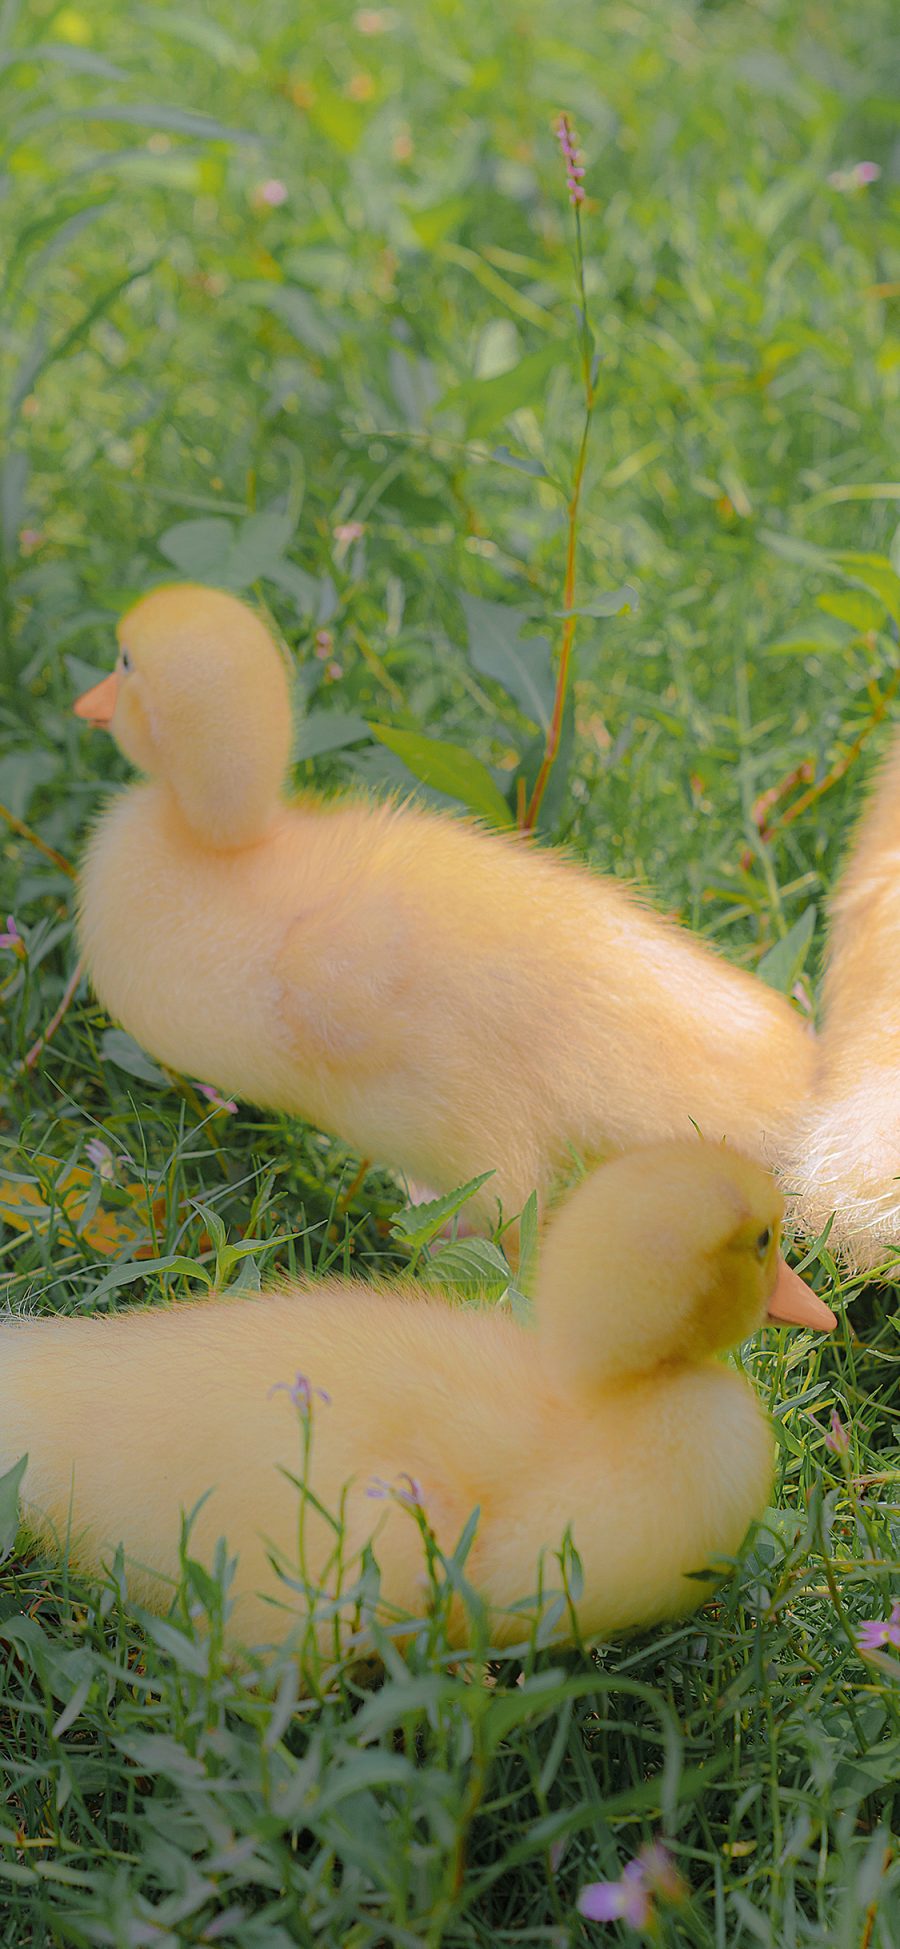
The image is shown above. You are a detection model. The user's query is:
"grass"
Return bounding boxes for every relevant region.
[0,0,899,1939]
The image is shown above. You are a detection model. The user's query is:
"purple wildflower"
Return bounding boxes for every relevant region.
[824,1408,850,1457]
[555,113,586,206]
[269,1373,331,1415]
[197,1083,238,1115]
[579,1860,651,1928]
[85,1137,116,1181]
[578,1842,685,1930]
[857,1601,900,1652]
[366,1471,423,1508]
[0,915,23,952]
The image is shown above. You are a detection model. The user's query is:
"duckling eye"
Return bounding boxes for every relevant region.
[755,1227,772,1260]
[119,647,132,674]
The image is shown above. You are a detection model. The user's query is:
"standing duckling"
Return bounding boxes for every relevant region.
[787,729,900,1267]
[2,1143,835,1653]
[74,584,815,1232]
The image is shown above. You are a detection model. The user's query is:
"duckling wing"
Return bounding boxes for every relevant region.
[275,887,413,1071]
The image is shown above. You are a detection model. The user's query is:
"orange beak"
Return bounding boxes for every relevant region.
[767,1255,837,1332]
[73,671,119,727]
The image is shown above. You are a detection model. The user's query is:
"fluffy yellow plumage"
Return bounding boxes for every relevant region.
[786,734,900,1268]
[74,584,815,1234]
[1,1143,834,1656]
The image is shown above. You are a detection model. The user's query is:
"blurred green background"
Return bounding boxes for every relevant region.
[0,2,899,1944]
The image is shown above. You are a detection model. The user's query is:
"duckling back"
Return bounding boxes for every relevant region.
[78,775,815,1233]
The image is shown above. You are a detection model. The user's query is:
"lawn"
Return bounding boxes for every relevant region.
[0,0,899,1941]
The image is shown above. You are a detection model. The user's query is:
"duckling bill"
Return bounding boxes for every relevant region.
[74,584,815,1235]
[1,1144,834,1656]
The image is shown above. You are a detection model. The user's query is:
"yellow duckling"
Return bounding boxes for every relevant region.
[74,584,815,1232]
[787,732,900,1266]
[2,1143,834,1654]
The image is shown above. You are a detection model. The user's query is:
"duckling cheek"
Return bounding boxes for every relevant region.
[113,682,157,775]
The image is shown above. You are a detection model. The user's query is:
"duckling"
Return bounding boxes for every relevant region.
[787,730,900,1267]
[1,1143,835,1654]
[74,584,816,1234]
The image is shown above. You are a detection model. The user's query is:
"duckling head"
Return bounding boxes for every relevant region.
[74,584,293,848]
[537,1140,836,1392]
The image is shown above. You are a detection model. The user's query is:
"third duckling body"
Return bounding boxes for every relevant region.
[787,729,900,1266]
[76,586,814,1231]
[1,1144,833,1653]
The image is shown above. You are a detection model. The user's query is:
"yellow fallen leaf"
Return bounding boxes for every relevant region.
[0,1157,167,1258]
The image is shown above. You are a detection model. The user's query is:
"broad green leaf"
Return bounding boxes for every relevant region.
[555,584,638,619]
[516,1190,539,1290]
[367,724,514,826]
[409,195,468,248]
[461,593,554,730]
[763,618,853,656]
[268,559,323,616]
[157,516,233,579]
[817,589,887,632]
[390,1172,495,1252]
[831,552,900,625]
[85,1255,213,1307]
[490,444,550,479]
[439,342,566,438]
[761,533,900,624]
[0,748,58,820]
[100,1028,169,1087]
[294,711,371,761]
[0,1454,27,1560]
[223,511,295,585]
[158,512,295,588]
[756,905,817,994]
[423,1236,511,1297]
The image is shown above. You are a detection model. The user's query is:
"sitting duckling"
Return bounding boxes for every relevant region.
[1,1143,834,1653]
[74,584,815,1233]
[787,729,900,1267]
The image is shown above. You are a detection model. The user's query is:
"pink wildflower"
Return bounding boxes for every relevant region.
[197,1082,238,1115]
[354,9,390,33]
[334,521,365,546]
[828,161,881,192]
[824,1408,850,1457]
[253,178,289,208]
[0,915,22,950]
[857,1601,900,1652]
[555,112,586,206]
[314,629,333,660]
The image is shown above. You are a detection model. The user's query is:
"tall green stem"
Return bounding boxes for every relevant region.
[522,200,596,833]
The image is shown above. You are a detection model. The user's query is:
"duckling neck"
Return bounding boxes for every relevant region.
[157,771,283,852]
